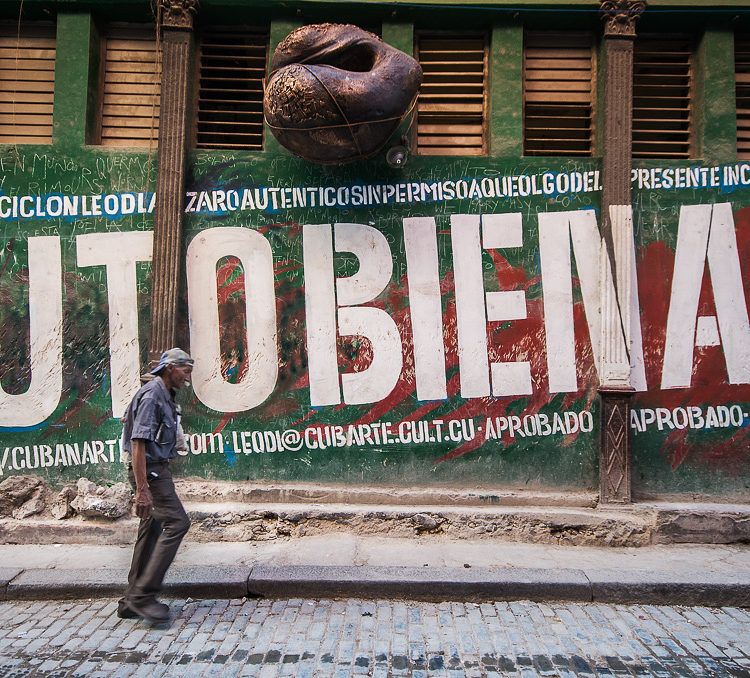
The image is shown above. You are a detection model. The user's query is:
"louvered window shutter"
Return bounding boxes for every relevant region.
[633,35,693,159]
[523,32,594,157]
[100,24,160,147]
[736,38,750,160]
[415,32,487,156]
[0,22,55,144]
[197,28,268,150]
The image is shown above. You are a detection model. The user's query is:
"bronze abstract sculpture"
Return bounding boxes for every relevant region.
[264,24,423,165]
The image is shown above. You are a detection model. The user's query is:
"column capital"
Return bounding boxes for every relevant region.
[157,0,199,30]
[600,0,646,38]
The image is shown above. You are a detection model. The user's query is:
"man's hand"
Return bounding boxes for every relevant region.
[131,438,152,519]
[134,485,154,519]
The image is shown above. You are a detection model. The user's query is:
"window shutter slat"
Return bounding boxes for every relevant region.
[0,22,55,144]
[100,24,160,147]
[196,27,268,151]
[418,102,484,114]
[633,35,693,159]
[523,32,594,157]
[416,32,488,156]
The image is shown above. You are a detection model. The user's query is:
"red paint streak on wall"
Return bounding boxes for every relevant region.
[634,208,750,470]
[636,226,750,409]
[658,427,748,474]
[212,412,233,435]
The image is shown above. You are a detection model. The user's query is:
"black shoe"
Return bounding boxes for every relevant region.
[126,598,170,623]
[117,599,139,619]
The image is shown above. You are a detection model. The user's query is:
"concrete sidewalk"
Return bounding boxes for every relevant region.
[1,535,749,607]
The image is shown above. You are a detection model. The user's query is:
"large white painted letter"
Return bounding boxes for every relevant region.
[539,211,578,393]
[335,223,402,405]
[0,236,62,427]
[482,213,533,397]
[451,214,490,398]
[662,203,750,388]
[303,224,339,406]
[599,205,647,391]
[187,227,277,412]
[539,209,646,393]
[403,217,447,401]
[76,230,153,418]
[304,222,402,406]
[708,203,750,383]
[451,213,532,398]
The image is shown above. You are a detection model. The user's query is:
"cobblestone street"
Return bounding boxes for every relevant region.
[0,597,748,677]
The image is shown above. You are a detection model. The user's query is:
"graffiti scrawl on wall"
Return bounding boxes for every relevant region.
[0,152,748,495]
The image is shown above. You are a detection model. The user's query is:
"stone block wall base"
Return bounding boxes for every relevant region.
[1,500,748,547]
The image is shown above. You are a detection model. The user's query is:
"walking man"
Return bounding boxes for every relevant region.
[118,348,194,623]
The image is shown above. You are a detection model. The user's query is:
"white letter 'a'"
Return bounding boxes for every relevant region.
[187,227,278,412]
[77,230,153,418]
[0,236,63,427]
[662,203,750,388]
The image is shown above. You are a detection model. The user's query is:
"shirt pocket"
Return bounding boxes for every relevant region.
[155,418,174,445]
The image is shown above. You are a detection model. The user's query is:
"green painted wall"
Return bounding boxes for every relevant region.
[694,28,736,163]
[0,4,748,500]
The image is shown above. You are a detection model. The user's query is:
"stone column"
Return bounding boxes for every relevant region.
[598,0,646,503]
[148,0,198,366]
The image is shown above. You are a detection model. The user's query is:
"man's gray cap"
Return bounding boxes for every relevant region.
[150,348,194,375]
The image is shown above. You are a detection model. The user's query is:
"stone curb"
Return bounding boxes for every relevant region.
[0,567,22,601]
[6,568,130,601]
[246,565,592,602]
[586,570,750,607]
[2,565,749,606]
[163,566,252,599]
[2,566,252,601]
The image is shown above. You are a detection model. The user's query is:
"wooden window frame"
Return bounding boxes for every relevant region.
[0,21,56,145]
[522,30,596,158]
[97,23,160,148]
[194,26,268,152]
[414,29,489,156]
[632,33,694,160]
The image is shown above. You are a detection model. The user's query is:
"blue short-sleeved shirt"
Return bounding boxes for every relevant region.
[121,376,178,462]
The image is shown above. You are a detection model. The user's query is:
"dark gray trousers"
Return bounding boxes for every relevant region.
[123,461,190,603]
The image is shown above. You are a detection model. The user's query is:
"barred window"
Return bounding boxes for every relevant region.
[523,32,595,156]
[99,24,160,147]
[0,22,55,144]
[196,27,268,150]
[415,32,488,155]
[633,35,693,159]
